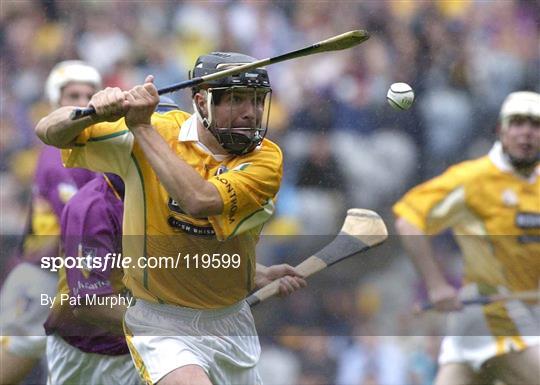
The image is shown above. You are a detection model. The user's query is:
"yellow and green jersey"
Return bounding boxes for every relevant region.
[62,112,282,308]
[393,142,540,293]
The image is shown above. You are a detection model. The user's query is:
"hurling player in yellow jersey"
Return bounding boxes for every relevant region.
[36,52,306,385]
[394,91,540,385]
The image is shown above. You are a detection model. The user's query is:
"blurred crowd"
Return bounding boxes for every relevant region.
[1,1,539,384]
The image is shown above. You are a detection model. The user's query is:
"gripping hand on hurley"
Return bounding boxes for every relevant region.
[87,85,129,124]
[124,75,160,129]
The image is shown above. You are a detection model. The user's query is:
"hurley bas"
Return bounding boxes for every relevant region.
[41,293,135,309]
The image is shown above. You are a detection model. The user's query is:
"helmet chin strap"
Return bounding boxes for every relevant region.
[193,90,214,130]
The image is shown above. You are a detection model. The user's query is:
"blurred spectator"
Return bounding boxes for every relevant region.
[294,137,347,233]
[336,332,407,385]
[297,334,337,385]
[76,10,131,74]
[259,344,301,384]
[296,134,346,191]
[407,336,440,385]
[418,83,473,177]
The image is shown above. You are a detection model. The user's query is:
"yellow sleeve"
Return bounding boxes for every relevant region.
[61,119,134,178]
[393,162,474,234]
[207,141,283,241]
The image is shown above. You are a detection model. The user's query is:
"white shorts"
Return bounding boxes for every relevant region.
[124,299,262,385]
[47,333,142,385]
[0,263,57,357]
[439,284,540,371]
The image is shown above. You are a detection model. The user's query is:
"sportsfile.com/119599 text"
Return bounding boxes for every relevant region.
[40,252,242,272]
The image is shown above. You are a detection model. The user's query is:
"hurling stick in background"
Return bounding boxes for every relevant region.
[246,208,388,307]
[70,30,370,120]
[414,290,540,314]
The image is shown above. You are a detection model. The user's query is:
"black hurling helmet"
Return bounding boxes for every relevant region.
[190,52,272,155]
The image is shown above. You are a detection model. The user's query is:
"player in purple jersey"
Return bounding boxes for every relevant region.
[44,173,143,385]
[41,97,184,385]
[0,61,100,385]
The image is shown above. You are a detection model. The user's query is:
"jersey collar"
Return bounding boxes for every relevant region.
[178,115,231,162]
[178,115,199,142]
[489,141,539,182]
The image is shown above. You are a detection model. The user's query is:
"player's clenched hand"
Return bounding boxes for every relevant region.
[88,87,129,123]
[124,75,159,129]
[428,284,463,312]
[255,264,307,297]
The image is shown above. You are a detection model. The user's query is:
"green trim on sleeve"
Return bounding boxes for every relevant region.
[233,162,252,171]
[88,130,130,142]
[130,154,148,289]
[228,200,274,239]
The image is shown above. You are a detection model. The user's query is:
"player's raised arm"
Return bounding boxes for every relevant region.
[36,86,129,148]
[123,75,224,218]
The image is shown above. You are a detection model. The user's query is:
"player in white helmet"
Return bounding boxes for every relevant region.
[0,60,101,385]
[45,60,102,108]
[498,91,540,169]
[394,91,540,385]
